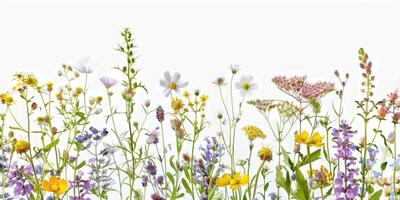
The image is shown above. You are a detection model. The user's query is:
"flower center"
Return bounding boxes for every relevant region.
[242,82,250,90]
[169,82,177,90]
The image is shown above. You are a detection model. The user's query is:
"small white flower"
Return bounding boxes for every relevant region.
[74,57,97,74]
[235,75,258,97]
[159,71,188,97]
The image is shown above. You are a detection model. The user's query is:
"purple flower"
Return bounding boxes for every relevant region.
[142,175,149,187]
[332,121,359,200]
[151,193,165,200]
[146,161,157,176]
[100,76,118,89]
[146,128,160,145]
[156,106,165,122]
[156,175,164,185]
[7,162,34,198]
[69,170,92,200]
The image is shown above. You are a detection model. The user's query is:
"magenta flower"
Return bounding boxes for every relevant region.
[100,76,118,89]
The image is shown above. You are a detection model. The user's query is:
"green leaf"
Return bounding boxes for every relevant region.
[281,147,294,169]
[275,166,290,194]
[296,149,321,168]
[43,139,60,152]
[368,190,382,200]
[294,168,310,200]
[381,162,387,171]
[182,178,192,193]
[166,172,175,185]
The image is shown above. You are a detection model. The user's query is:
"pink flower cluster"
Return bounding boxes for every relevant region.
[272,75,335,102]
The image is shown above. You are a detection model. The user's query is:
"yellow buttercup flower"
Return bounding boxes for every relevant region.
[229,172,249,190]
[14,140,30,154]
[183,90,190,98]
[200,95,208,104]
[171,97,184,113]
[295,130,324,148]
[42,176,68,195]
[242,125,266,141]
[258,146,273,161]
[215,173,231,187]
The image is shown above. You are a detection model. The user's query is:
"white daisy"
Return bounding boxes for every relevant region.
[235,75,258,97]
[160,71,188,97]
[74,57,97,74]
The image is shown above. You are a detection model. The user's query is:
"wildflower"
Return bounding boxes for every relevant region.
[151,193,165,200]
[247,99,275,112]
[200,95,208,104]
[183,90,190,98]
[378,106,389,120]
[295,130,324,148]
[242,125,266,141]
[156,176,164,185]
[46,82,53,92]
[69,171,92,200]
[332,121,359,200]
[235,75,258,97]
[229,172,249,190]
[146,161,157,176]
[146,128,160,144]
[23,74,38,87]
[42,176,68,195]
[230,65,239,74]
[276,101,299,118]
[7,162,34,197]
[100,76,118,89]
[142,175,149,187]
[170,119,182,130]
[213,77,226,86]
[0,92,14,105]
[74,57,96,74]
[156,106,165,122]
[216,173,231,187]
[258,146,273,161]
[159,71,188,97]
[14,140,30,154]
[171,97,184,113]
[308,165,333,188]
[272,75,334,102]
[393,112,400,124]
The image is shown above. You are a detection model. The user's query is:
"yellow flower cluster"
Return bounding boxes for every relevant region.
[0,92,15,105]
[242,125,266,141]
[295,130,324,148]
[216,172,249,190]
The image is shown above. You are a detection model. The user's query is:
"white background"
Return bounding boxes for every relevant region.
[1,0,400,199]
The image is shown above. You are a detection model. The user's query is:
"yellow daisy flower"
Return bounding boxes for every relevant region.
[229,172,249,190]
[14,140,30,154]
[215,173,231,187]
[258,146,273,161]
[171,97,184,113]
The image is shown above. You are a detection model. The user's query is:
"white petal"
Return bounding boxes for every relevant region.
[164,71,171,83]
[172,72,181,82]
[163,88,171,97]
[251,83,258,90]
[160,79,169,87]
[235,82,242,89]
[177,81,188,88]
[239,90,247,97]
